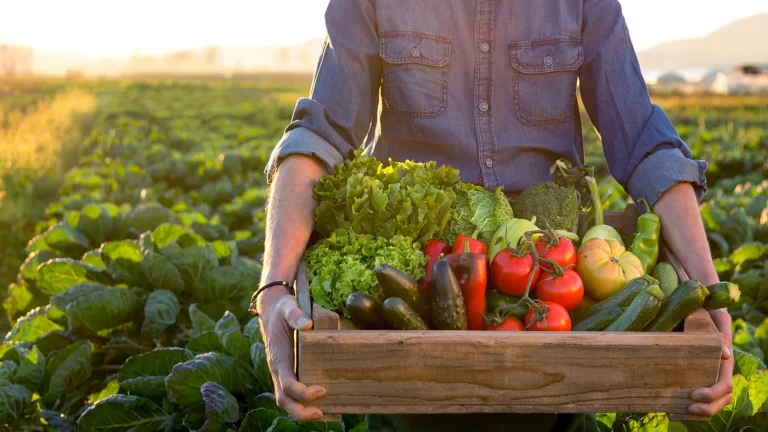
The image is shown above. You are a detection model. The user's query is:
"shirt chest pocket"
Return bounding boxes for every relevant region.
[509,39,583,126]
[379,31,451,119]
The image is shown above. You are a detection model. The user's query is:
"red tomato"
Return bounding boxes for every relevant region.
[452,235,487,255]
[535,269,584,311]
[525,301,571,331]
[490,250,541,297]
[486,316,524,331]
[535,237,576,271]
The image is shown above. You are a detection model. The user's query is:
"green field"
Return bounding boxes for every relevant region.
[0,76,766,431]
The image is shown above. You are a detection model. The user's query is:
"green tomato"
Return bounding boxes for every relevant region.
[488,217,540,262]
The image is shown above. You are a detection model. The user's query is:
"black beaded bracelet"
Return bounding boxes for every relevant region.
[249,281,294,316]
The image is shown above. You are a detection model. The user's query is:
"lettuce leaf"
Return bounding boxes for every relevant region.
[313,149,460,245]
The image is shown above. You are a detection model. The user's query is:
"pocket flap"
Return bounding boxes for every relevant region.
[380,31,451,67]
[510,39,583,74]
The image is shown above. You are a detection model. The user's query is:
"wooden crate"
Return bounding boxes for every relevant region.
[294,205,722,421]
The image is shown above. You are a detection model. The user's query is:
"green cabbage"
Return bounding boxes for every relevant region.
[443,184,514,245]
[304,228,427,317]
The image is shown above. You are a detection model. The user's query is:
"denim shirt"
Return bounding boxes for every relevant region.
[266,0,708,208]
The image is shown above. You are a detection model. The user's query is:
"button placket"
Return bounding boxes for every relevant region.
[473,0,499,189]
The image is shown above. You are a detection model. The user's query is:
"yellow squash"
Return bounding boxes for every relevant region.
[576,238,644,301]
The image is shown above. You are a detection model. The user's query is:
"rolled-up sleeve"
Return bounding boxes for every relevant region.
[264,0,382,182]
[579,0,707,207]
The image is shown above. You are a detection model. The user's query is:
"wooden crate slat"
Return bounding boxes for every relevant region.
[299,330,721,414]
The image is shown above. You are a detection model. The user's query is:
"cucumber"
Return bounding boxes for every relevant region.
[703,282,741,310]
[375,264,431,322]
[604,285,664,331]
[339,316,359,330]
[382,297,429,330]
[573,306,625,331]
[486,289,528,320]
[645,280,710,332]
[430,259,467,330]
[345,292,386,329]
[572,274,659,324]
[652,262,679,297]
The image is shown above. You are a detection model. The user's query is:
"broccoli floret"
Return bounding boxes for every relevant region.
[511,182,579,231]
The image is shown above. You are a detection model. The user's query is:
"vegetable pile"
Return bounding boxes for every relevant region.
[317,153,737,336]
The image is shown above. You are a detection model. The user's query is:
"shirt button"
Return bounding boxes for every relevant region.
[479,102,489,112]
[485,158,493,168]
[544,56,554,66]
[410,48,421,57]
[480,43,490,52]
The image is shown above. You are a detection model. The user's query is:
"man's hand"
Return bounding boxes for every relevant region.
[259,290,327,421]
[688,309,734,418]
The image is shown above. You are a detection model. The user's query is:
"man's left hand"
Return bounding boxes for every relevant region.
[687,308,734,418]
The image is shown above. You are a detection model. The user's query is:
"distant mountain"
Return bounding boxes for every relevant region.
[637,13,768,69]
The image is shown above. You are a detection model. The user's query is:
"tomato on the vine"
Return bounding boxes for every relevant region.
[524,301,571,331]
[486,316,524,331]
[535,236,576,271]
[490,249,541,297]
[535,268,584,311]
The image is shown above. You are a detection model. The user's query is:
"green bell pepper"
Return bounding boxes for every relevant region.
[630,198,661,274]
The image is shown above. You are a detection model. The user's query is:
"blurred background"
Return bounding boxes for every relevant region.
[2,0,767,91]
[0,2,767,431]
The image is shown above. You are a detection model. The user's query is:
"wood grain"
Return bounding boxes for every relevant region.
[299,330,722,414]
[312,304,340,331]
[684,308,719,334]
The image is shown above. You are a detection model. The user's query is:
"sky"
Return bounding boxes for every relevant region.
[1,0,767,57]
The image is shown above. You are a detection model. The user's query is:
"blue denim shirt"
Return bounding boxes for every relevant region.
[266,0,707,208]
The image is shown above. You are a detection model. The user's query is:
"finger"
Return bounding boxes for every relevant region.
[283,377,327,402]
[689,392,733,417]
[276,392,324,422]
[690,378,734,402]
[283,302,313,331]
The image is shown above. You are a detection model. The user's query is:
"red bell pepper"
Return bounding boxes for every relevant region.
[421,240,452,290]
[451,234,487,255]
[445,238,488,330]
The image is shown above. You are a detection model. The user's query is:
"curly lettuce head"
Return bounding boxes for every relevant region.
[314,149,460,246]
[303,228,427,317]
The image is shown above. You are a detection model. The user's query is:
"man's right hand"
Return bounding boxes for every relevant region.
[259,289,327,422]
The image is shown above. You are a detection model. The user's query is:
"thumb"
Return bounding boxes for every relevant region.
[285,305,313,331]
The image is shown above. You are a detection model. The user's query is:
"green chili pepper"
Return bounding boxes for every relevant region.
[630,198,661,274]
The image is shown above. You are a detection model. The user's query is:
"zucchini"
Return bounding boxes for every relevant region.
[644,280,709,332]
[604,285,664,331]
[572,274,659,324]
[573,306,625,331]
[375,264,431,322]
[345,292,385,329]
[486,289,528,320]
[703,282,741,310]
[382,297,429,330]
[652,262,679,297]
[430,258,467,330]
